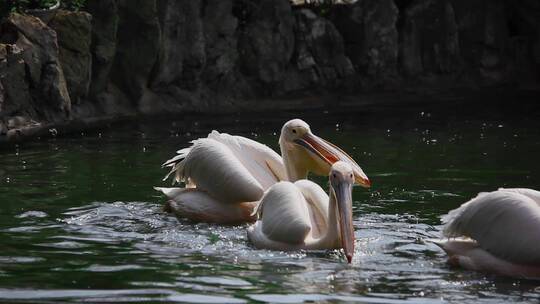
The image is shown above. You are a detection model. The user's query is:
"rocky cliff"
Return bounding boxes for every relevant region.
[0,0,539,139]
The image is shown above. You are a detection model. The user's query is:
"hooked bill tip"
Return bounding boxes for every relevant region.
[365,178,372,187]
[346,253,353,263]
[357,177,371,188]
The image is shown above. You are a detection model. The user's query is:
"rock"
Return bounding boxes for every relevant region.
[6,128,22,139]
[48,10,92,104]
[201,0,256,103]
[0,120,5,135]
[148,0,214,111]
[0,51,4,114]
[451,0,509,84]
[26,1,61,24]
[332,0,399,76]
[0,85,3,115]
[86,0,119,97]
[0,43,36,118]
[1,0,539,142]
[294,9,355,85]
[0,13,71,121]
[91,83,134,116]
[399,0,527,85]
[7,116,30,129]
[113,0,161,102]
[238,0,295,86]
[152,0,205,91]
[202,0,238,85]
[505,0,540,84]
[401,0,462,76]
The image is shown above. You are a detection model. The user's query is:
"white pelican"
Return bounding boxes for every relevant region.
[436,188,540,279]
[247,161,356,263]
[156,119,370,224]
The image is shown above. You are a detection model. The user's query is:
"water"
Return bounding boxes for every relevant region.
[1,95,539,303]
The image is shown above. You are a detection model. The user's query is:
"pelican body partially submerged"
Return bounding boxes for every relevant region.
[436,188,540,279]
[248,161,357,263]
[156,119,370,224]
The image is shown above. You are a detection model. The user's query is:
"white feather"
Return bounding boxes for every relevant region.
[181,138,264,204]
[294,180,329,238]
[442,188,540,265]
[247,180,334,249]
[433,238,540,279]
[207,131,287,188]
[161,131,286,204]
[259,182,311,244]
[155,187,256,224]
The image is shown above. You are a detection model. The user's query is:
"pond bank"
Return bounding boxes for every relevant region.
[1,0,539,142]
[2,86,538,143]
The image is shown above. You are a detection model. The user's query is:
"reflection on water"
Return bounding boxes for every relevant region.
[0,98,540,303]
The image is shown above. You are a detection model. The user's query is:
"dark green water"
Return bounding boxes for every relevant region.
[1,97,539,303]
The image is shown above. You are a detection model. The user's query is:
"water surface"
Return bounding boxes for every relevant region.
[1,97,539,303]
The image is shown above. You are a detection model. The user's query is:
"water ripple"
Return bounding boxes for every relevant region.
[1,110,540,303]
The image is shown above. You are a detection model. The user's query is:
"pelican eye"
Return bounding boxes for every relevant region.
[350,174,353,178]
[332,173,336,178]
[292,129,297,134]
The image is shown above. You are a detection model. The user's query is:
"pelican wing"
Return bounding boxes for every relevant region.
[294,180,329,239]
[162,131,286,204]
[164,138,264,203]
[207,131,287,189]
[442,188,540,265]
[258,182,311,244]
[495,188,540,203]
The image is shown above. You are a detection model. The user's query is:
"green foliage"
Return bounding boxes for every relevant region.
[292,0,356,17]
[62,0,86,11]
[6,0,58,11]
[0,0,86,19]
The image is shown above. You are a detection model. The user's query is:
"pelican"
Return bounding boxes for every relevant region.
[435,188,540,279]
[247,161,356,262]
[155,119,370,224]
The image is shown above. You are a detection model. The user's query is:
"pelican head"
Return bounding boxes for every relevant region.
[329,161,355,263]
[279,119,371,187]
